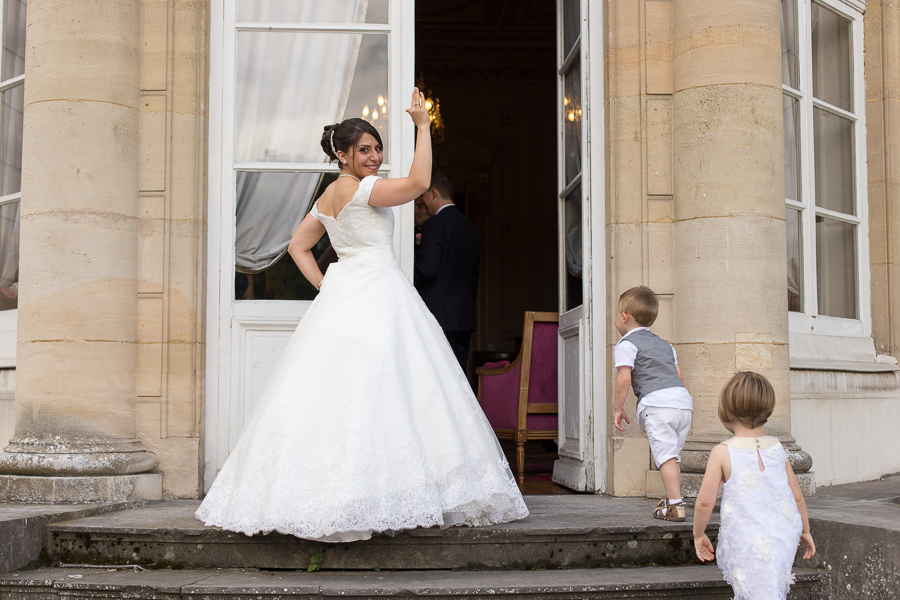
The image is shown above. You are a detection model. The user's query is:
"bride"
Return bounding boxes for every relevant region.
[196,88,529,542]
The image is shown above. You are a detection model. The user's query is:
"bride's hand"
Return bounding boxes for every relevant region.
[405,87,431,129]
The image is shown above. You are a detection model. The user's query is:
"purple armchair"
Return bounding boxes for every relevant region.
[476,311,559,486]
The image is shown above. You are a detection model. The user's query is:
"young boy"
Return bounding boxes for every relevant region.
[613,286,692,521]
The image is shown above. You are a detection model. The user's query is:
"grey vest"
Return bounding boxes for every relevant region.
[624,329,684,401]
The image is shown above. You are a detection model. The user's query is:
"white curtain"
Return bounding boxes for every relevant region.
[234,1,367,274]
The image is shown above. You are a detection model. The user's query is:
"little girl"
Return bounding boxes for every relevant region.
[693,371,816,600]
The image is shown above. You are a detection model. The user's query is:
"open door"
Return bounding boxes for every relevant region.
[205,0,416,490]
[552,0,607,493]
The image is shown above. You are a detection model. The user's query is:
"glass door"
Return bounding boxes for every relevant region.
[205,0,415,488]
[552,0,605,492]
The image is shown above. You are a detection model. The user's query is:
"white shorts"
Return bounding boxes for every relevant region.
[641,406,692,468]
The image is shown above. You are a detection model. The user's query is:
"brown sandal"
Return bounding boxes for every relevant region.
[653,499,686,522]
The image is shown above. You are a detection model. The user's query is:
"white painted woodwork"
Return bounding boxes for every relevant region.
[552,0,607,493]
[205,0,416,491]
[786,0,871,364]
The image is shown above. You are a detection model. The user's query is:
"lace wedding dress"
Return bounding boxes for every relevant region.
[196,175,529,542]
[716,437,803,600]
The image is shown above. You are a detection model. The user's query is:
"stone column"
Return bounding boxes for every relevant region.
[0,0,160,502]
[671,0,813,494]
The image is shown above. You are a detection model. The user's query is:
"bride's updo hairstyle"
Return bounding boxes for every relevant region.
[321,118,383,162]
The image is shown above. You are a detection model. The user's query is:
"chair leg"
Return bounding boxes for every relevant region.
[516,441,525,487]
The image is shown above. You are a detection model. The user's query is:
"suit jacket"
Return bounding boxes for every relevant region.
[414,204,480,332]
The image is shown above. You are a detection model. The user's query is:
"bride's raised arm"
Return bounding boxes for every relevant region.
[368,87,432,208]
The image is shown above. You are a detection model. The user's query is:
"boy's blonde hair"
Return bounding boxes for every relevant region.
[718,371,776,429]
[618,286,659,327]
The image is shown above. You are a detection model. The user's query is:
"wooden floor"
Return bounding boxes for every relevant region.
[498,439,576,495]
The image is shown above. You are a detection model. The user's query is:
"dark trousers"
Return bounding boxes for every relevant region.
[444,330,472,373]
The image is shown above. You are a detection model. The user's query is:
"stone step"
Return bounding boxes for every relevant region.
[0,566,824,599]
[44,497,712,571]
[0,501,132,573]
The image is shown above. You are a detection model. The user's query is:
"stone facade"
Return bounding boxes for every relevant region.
[0,0,206,501]
[0,0,898,502]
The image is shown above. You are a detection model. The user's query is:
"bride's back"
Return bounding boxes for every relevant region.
[316,179,359,220]
[312,175,394,260]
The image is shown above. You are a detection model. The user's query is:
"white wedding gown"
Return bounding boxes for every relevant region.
[196,175,529,542]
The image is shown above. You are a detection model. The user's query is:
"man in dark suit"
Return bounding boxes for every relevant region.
[414,172,480,372]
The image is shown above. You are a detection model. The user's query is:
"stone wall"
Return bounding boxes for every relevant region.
[866,0,900,363]
[133,0,208,498]
[606,0,675,497]
[792,369,900,486]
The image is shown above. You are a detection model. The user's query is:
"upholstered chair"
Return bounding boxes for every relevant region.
[476,311,559,486]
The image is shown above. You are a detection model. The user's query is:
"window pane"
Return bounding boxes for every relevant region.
[563,61,582,184]
[1,83,23,196]
[236,32,388,163]
[786,208,802,312]
[235,172,333,301]
[780,0,799,89]
[564,185,582,311]
[783,94,800,202]
[815,216,856,319]
[811,2,851,111]
[2,0,25,81]
[562,0,580,57]
[813,107,853,215]
[0,200,17,310]
[238,0,388,24]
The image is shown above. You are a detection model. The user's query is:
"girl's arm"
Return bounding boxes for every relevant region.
[287,213,327,289]
[693,443,727,562]
[786,460,816,559]
[368,88,433,208]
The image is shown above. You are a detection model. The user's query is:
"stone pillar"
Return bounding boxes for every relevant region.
[671,0,812,494]
[0,0,161,502]
[867,0,900,360]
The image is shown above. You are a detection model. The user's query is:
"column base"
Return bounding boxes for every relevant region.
[0,473,162,504]
[0,435,159,476]
[645,469,816,502]
[681,437,814,475]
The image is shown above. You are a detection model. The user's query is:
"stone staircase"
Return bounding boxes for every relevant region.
[1,496,824,599]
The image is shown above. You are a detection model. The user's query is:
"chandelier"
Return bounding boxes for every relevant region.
[416,76,445,144]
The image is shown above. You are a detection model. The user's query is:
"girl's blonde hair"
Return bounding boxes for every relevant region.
[718,371,775,428]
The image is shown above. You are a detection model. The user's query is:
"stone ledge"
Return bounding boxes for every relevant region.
[0,474,162,504]
[0,565,825,599]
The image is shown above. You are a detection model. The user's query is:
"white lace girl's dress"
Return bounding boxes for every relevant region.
[716,436,803,600]
[196,176,529,542]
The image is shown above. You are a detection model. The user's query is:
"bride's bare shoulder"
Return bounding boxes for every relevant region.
[318,180,357,218]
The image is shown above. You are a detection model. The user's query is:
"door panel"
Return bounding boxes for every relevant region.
[205,0,415,490]
[552,0,604,492]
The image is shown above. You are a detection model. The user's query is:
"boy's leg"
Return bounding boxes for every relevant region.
[658,457,682,501]
[644,407,691,519]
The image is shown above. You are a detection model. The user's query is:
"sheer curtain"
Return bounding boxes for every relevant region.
[234,1,368,274]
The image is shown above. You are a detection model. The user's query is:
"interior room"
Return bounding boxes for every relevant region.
[416,1,563,492]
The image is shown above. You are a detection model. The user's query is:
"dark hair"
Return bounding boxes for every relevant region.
[429,171,454,202]
[320,118,383,162]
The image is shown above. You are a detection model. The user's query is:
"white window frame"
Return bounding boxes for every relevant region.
[784,0,872,364]
[0,0,25,368]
